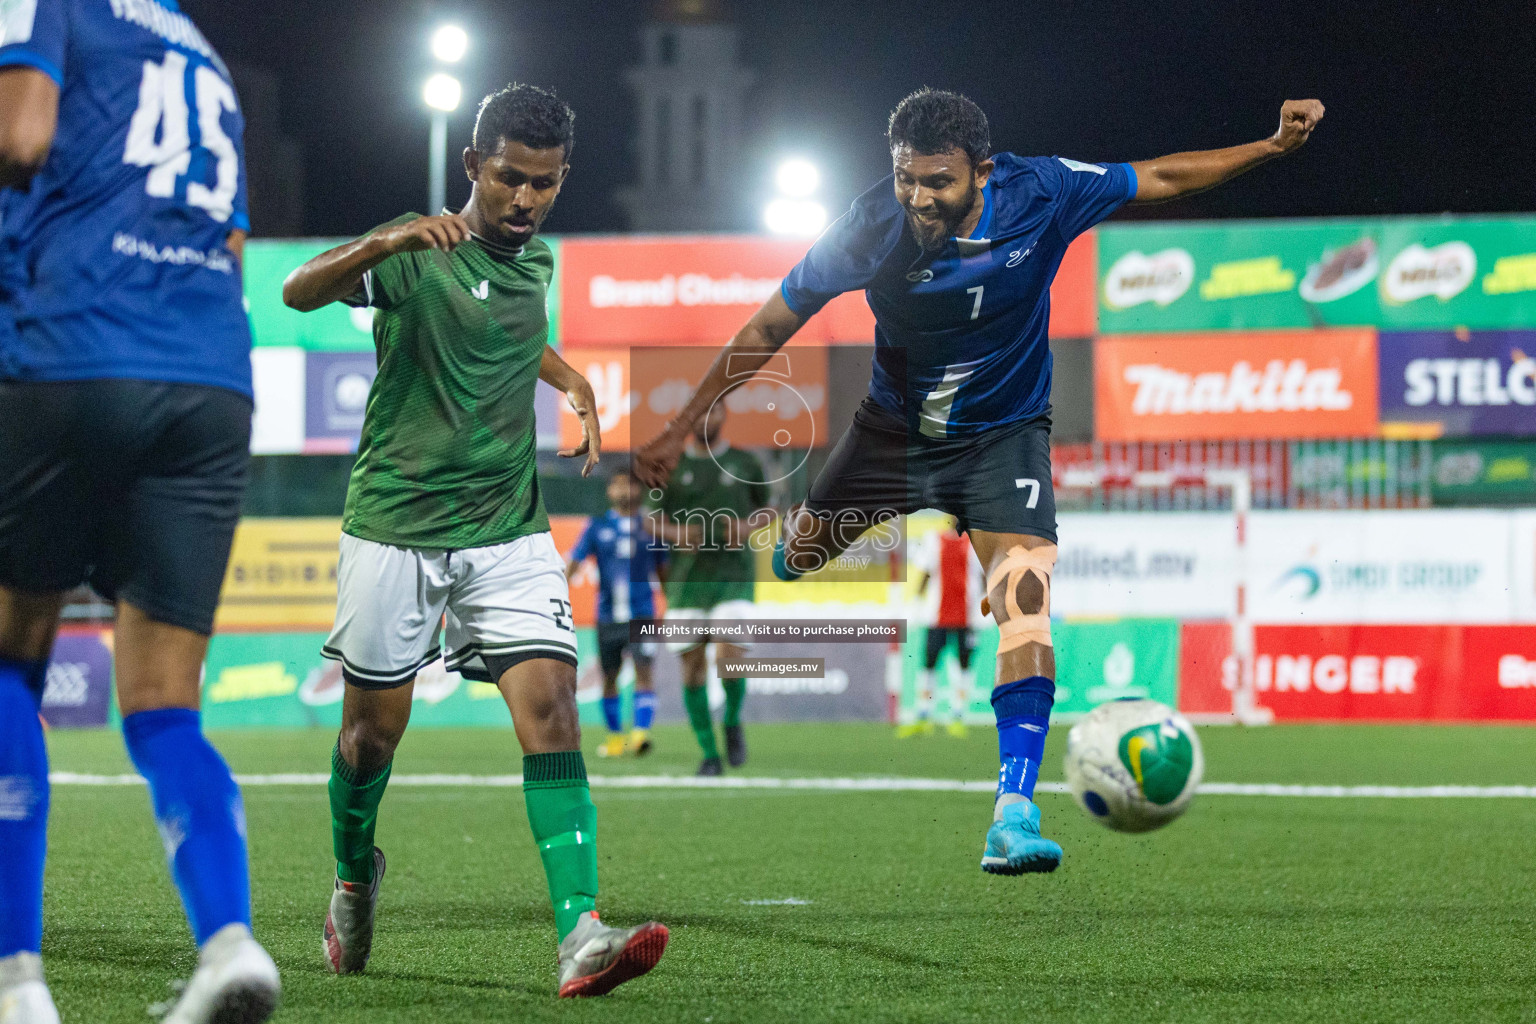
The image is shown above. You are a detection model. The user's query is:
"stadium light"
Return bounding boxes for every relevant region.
[763,197,828,237]
[423,73,462,215]
[430,24,469,63]
[775,158,820,198]
[422,72,462,113]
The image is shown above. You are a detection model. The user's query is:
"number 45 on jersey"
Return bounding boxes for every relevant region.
[123,50,240,223]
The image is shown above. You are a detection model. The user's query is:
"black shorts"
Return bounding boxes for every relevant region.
[597,620,654,677]
[804,397,1057,541]
[0,379,251,635]
[924,626,975,670]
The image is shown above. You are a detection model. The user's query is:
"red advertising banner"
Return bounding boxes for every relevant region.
[557,346,829,453]
[1177,621,1237,715]
[1176,622,1536,721]
[1095,329,1380,441]
[559,233,1097,346]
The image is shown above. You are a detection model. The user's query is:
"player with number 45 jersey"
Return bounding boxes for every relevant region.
[638,88,1325,878]
[0,3,280,1024]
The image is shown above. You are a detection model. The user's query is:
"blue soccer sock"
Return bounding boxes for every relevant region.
[122,708,251,946]
[600,694,622,733]
[0,658,50,958]
[991,676,1055,810]
[632,689,656,731]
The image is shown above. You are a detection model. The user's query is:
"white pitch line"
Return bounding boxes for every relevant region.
[44,773,1536,798]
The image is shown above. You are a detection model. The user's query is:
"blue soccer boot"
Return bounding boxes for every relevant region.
[981,797,1062,875]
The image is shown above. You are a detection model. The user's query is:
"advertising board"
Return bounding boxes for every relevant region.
[1095,329,1379,441]
[1098,217,1536,333]
[1246,510,1516,624]
[1378,330,1536,436]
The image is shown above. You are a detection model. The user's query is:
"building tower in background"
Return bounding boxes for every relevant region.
[616,0,756,231]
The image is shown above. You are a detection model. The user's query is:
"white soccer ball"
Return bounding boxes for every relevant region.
[1063,698,1204,833]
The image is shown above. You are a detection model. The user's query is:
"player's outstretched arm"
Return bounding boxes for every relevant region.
[281,213,472,311]
[0,67,59,189]
[540,345,602,477]
[633,291,806,489]
[1129,99,1324,204]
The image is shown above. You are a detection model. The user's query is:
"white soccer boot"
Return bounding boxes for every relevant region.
[0,953,59,1024]
[556,912,668,998]
[323,846,385,975]
[160,924,280,1024]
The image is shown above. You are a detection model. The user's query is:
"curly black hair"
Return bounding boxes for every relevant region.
[473,83,576,160]
[886,88,990,167]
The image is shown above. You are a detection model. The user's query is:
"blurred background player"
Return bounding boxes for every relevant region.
[903,520,983,739]
[648,412,772,776]
[281,83,667,997]
[0,2,283,1022]
[565,469,666,758]
[639,89,1324,875]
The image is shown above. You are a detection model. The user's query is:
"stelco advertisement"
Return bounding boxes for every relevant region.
[1377,329,1536,436]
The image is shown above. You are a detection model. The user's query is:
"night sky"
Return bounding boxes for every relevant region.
[185,0,1534,238]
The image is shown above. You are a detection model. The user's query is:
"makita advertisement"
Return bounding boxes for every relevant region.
[1094,329,1379,440]
[1378,330,1536,436]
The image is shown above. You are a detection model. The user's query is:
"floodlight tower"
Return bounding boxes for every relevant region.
[424,24,468,215]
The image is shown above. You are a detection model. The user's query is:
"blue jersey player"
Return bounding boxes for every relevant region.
[565,471,666,758]
[638,89,1324,875]
[0,2,279,1022]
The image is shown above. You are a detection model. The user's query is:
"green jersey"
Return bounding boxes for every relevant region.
[341,214,552,550]
[659,447,770,609]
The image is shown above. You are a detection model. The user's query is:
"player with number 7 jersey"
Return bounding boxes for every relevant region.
[637,87,1324,878]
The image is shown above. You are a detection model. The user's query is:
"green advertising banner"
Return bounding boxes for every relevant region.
[1098,216,1536,333]
[1049,619,1181,715]
[244,236,563,351]
[243,239,373,351]
[896,619,1180,721]
[1429,439,1536,505]
[200,629,599,729]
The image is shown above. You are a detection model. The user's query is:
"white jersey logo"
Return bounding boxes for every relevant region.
[1058,157,1107,175]
[471,279,489,300]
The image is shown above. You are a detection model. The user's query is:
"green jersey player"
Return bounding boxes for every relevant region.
[650,412,772,775]
[282,83,667,998]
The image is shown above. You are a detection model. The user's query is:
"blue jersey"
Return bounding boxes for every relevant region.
[782,153,1135,437]
[0,0,252,395]
[570,511,665,624]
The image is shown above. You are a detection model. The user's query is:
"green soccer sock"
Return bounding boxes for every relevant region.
[329,741,391,885]
[682,684,719,759]
[523,751,599,940]
[722,677,747,728]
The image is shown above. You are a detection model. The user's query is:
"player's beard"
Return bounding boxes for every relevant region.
[907,181,980,253]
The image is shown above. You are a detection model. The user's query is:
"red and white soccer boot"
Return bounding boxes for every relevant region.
[323,847,385,975]
[556,912,668,998]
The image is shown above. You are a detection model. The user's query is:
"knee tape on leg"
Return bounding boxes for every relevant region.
[986,544,1056,653]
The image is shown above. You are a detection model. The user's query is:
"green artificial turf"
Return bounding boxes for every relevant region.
[36,724,1536,1023]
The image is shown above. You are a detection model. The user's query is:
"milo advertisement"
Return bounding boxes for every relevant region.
[199,630,601,730]
[1099,216,1536,333]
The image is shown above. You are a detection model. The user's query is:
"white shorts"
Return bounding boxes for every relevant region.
[323,532,577,687]
[665,599,758,652]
